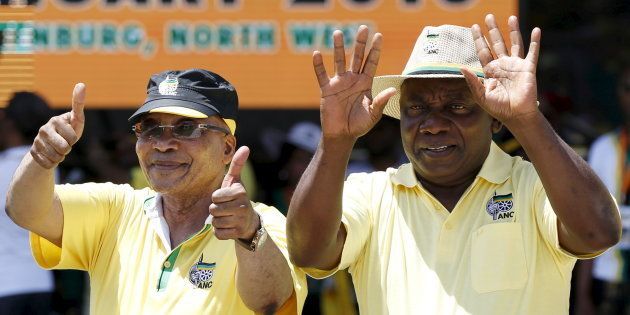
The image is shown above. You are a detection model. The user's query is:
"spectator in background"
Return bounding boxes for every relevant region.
[347,116,406,176]
[269,121,321,214]
[576,62,630,315]
[0,92,55,315]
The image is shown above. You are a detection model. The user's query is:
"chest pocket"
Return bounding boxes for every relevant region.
[471,222,528,293]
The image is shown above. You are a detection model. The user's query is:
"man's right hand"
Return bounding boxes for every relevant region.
[288,27,393,270]
[31,83,86,169]
[313,25,396,141]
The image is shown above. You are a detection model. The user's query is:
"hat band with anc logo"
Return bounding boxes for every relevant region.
[405,63,484,78]
[371,25,485,120]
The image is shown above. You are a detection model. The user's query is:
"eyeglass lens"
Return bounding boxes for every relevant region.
[134,121,202,139]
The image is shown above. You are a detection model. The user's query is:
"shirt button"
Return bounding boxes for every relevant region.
[163,261,171,268]
[444,223,452,230]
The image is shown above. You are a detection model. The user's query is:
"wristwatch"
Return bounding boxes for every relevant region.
[236,216,268,252]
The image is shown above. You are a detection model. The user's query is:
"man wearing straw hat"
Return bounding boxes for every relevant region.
[287,14,621,314]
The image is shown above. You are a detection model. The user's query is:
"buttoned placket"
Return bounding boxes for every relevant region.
[429,178,480,265]
[144,195,213,291]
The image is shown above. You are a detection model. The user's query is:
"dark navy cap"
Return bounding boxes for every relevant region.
[129,69,238,134]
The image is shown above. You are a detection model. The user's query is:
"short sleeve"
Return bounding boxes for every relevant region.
[255,202,308,314]
[302,173,372,279]
[30,183,134,271]
[532,179,604,260]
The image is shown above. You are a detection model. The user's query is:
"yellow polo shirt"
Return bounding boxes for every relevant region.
[30,183,307,314]
[306,142,591,315]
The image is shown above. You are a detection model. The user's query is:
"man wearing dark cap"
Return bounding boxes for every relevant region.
[5,69,307,314]
[0,92,54,315]
[287,15,621,314]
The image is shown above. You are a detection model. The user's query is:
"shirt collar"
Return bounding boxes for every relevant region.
[142,193,174,250]
[143,193,213,224]
[476,142,513,184]
[390,163,420,188]
[390,141,513,188]
[142,193,215,250]
[143,193,163,218]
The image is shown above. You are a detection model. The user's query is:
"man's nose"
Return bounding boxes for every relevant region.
[419,111,450,135]
[152,128,179,152]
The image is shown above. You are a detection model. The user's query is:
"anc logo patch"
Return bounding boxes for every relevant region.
[189,254,216,289]
[158,75,178,96]
[423,30,439,54]
[486,192,514,220]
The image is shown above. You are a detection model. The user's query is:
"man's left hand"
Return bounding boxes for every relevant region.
[461,14,541,127]
[210,146,260,241]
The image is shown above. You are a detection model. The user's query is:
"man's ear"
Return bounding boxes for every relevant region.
[223,135,236,165]
[491,118,503,134]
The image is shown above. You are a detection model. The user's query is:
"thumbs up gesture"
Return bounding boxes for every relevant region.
[210,146,260,241]
[31,83,86,169]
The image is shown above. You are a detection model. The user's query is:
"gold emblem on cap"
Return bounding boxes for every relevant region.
[158,75,179,96]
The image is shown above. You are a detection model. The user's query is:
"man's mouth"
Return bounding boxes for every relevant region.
[420,144,456,156]
[425,145,451,152]
[424,144,455,151]
[151,161,187,170]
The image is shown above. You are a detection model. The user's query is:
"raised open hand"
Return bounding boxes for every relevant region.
[461,15,540,126]
[314,25,396,140]
[30,83,86,169]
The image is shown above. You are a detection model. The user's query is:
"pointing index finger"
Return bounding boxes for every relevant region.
[361,32,383,78]
[485,14,508,58]
[350,25,369,74]
[313,51,330,88]
[471,24,493,67]
[333,30,347,76]
[526,27,542,66]
[508,15,524,58]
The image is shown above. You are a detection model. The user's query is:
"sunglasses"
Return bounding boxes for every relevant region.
[132,120,230,140]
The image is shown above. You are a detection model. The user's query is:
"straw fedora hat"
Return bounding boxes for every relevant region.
[372,24,485,120]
